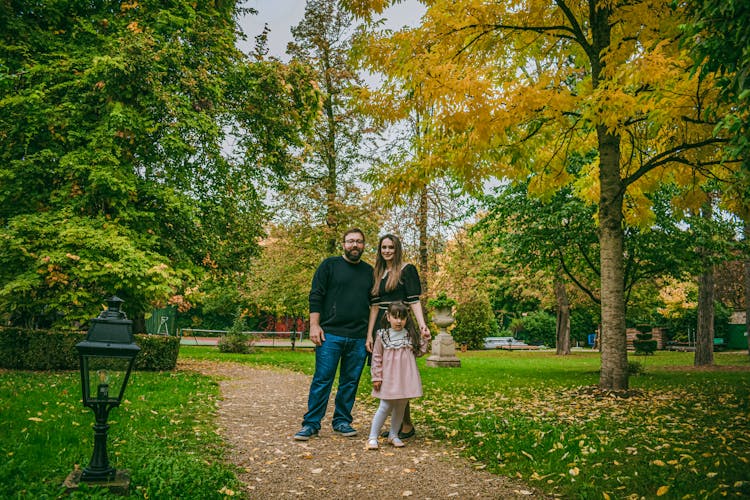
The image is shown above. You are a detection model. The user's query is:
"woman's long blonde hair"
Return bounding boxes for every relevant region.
[371,234,404,296]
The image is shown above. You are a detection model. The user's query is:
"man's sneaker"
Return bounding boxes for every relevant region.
[294,426,319,441]
[333,424,358,437]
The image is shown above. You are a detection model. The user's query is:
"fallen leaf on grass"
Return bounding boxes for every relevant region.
[656,485,669,496]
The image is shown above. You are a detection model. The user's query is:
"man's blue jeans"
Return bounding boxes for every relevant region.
[302,333,367,431]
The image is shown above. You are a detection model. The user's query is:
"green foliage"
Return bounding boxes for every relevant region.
[0,327,80,370]
[451,297,499,349]
[0,1,320,329]
[478,181,709,313]
[132,335,181,371]
[0,368,243,499]
[633,330,658,356]
[516,311,557,346]
[0,327,179,371]
[570,307,600,344]
[627,359,646,375]
[427,292,457,310]
[217,310,254,354]
[683,0,750,165]
[659,300,733,342]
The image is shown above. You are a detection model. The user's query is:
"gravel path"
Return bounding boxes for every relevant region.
[179,359,551,499]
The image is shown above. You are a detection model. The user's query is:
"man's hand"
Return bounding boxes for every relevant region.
[366,337,373,353]
[309,324,325,346]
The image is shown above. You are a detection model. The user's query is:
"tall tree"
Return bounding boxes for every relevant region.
[345,0,738,389]
[285,0,371,254]
[683,0,750,355]
[0,1,318,328]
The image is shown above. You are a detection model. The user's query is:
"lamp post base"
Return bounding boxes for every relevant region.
[63,469,131,495]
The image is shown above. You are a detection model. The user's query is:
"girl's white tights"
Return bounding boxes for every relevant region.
[369,398,409,439]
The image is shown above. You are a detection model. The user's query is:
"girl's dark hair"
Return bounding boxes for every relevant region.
[381,301,420,355]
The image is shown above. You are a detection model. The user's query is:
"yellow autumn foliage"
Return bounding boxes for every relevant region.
[350,0,736,223]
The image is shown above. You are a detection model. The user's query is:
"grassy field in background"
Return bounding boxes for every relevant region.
[1,347,748,498]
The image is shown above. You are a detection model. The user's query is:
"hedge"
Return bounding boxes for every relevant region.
[0,327,180,371]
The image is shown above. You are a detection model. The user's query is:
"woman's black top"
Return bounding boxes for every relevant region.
[370,263,422,334]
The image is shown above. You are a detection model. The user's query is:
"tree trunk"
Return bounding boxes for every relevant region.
[695,202,715,366]
[418,183,429,294]
[590,1,629,390]
[554,278,571,355]
[695,267,715,365]
[322,48,339,255]
[597,126,629,390]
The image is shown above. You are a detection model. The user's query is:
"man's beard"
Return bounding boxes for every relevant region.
[344,248,362,262]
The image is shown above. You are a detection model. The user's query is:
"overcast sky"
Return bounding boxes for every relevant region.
[238,0,425,59]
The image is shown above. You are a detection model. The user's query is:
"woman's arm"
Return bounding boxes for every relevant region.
[409,301,431,339]
[366,305,379,353]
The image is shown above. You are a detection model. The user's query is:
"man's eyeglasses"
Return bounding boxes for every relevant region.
[344,239,364,245]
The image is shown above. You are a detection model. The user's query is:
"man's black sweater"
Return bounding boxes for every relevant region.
[309,256,374,339]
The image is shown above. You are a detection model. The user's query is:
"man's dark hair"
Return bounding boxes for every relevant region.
[342,228,365,242]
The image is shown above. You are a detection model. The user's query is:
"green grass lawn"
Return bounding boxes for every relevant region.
[0,367,243,499]
[2,347,748,498]
[410,350,750,499]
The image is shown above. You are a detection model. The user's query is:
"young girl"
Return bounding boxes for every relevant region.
[367,301,429,449]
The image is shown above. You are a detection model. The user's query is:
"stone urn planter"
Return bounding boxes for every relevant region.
[426,297,461,368]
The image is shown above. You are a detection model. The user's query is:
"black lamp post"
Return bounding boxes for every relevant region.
[69,296,140,490]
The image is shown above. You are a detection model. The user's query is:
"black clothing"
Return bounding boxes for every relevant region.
[370,263,422,334]
[309,256,374,339]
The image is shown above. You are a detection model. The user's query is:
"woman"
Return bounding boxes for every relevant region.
[366,234,430,439]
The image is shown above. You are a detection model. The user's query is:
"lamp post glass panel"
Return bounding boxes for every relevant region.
[74,296,140,484]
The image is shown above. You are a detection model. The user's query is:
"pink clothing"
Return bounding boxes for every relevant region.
[371,328,428,400]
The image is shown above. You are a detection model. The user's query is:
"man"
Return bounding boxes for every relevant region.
[294,228,374,440]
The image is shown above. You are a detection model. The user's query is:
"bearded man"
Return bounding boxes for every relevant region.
[294,228,374,441]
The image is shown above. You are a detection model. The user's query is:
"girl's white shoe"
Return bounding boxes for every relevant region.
[388,436,405,448]
[366,438,379,450]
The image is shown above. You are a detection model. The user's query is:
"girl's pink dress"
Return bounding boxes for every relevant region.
[371,328,428,399]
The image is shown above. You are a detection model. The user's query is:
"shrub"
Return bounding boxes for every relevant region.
[218,310,255,354]
[134,335,181,370]
[0,327,179,371]
[628,360,645,375]
[633,329,657,355]
[427,292,457,310]
[517,310,556,346]
[451,297,500,350]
